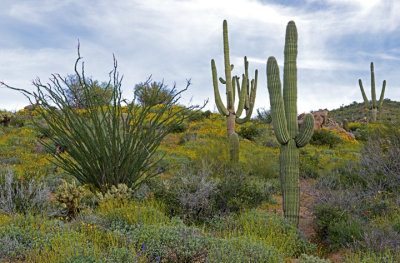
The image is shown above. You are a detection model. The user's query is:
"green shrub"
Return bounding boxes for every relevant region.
[64,255,101,263]
[298,254,331,263]
[179,132,197,144]
[0,223,45,261]
[314,204,348,243]
[134,81,175,107]
[169,121,188,133]
[327,219,364,250]
[348,122,362,131]
[101,202,170,227]
[314,204,364,250]
[310,129,342,148]
[230,210,315,257]
[207,237,281,263]
[10,116,25,127]
[243,149,278,180]
[215,171,273,214]
[151,165,272,224]
[122,223,208,262]
[237,124,261,141]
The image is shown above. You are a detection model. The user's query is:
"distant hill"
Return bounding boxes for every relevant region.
[323,99,400,123]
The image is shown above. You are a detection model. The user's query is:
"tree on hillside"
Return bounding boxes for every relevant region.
[65,74,113,109]
[134,81,175,107]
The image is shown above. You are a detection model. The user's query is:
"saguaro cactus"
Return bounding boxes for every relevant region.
[359,62,386,121]
[343,119,349,132]
[266,21,314,226]
[211,20,257,163]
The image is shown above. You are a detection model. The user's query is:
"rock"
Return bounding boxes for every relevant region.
[298,110,355,140]
[298,110,328,130]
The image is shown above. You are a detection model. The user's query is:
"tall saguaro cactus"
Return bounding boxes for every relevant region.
[211,20,258,163]
[359,62,386,121]
[266,21,314,226]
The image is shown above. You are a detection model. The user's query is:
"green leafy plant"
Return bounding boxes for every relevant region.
[134,81,175,107]
[64,74,113,109]
[310,129,342,148]
[237,124,261,141]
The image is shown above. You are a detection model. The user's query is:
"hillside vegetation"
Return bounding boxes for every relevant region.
[0,101,399,262]
[327,99,400,123]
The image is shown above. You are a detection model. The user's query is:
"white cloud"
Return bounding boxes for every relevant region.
[1,0,400,113]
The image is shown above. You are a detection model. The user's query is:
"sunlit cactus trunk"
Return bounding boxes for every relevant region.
[358,62,386,121]
[266,21,314,226]
[211,20,258,163]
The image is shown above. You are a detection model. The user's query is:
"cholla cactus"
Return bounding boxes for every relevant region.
[0,111,12,127]
[54,180,87,217]
[96,184,133,205]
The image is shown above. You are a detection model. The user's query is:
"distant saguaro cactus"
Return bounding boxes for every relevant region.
[343,119,349,132]
[211,20,258,163]
[358,62,386,121]
[266,21,314,226]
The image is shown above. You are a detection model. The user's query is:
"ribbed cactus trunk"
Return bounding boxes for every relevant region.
[280,140,300,224]
[266,21,314,227]
[211,20,258,164]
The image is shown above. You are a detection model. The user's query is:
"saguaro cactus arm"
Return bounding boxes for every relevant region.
[370,62,377,108]
[235,74,247,118]
[236,69,258,124]
[266,57,290,144]
[358,79,370,107]
[283,21,298,138]
[211,59,229,116]
[223,20,234,111]
[378,80,386,109]
[295,114,314,147]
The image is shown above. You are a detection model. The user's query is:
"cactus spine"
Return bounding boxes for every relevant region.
[211,20,257,163]
[358,62,386,121]
[266,21,314,226]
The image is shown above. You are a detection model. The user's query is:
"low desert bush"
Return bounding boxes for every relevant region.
[237,124,261,141]
[207,237,281,263]
[152,164,273,224]
[310,129,342,148]
[0,170,51,215]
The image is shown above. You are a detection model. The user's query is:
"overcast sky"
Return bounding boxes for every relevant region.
[0,0,399,114]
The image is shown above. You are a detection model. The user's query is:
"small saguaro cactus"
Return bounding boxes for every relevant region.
[211,20,258,163]
[343,119,349,132]
[266,21,314,226]
[358,62,386,121]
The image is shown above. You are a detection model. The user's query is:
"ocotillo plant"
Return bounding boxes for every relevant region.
[266,21,314,226]
[211,20,257,163]
[359,62,386,121]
